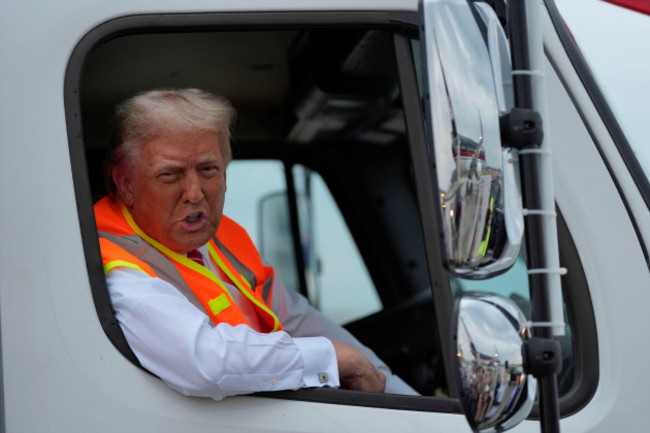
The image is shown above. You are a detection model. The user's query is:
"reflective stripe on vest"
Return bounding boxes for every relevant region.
[213,237,257,289]
[207,240,279,331]
[98,234,209,315]
[95,197,282,332]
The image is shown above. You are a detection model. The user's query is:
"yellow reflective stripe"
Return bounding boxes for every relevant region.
[239,274,252,289]
[208,242,281,332]
[208,241,252,290]
[208,293,231,316]
[119,203,233,299]
[479,226,491,257]
[478,197,495,257]
[104,260,150,276]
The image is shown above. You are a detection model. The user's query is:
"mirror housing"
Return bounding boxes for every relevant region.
[452,292,536,432]
[419,0,524,278]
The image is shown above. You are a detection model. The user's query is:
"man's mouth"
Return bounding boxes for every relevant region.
[181,212,206,231]
[185,212,203,223]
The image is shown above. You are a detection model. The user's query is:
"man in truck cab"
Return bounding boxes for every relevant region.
[94,88,415,400]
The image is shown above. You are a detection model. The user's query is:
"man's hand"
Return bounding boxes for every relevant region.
[332,342,386,392]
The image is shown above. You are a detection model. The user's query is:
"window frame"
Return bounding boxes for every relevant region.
[66,9,460,412]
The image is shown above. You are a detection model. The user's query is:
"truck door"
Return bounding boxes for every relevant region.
[62,2,597,431]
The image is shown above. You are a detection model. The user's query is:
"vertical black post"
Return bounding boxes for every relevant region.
[284,162,310,299]
[508,1,561,433]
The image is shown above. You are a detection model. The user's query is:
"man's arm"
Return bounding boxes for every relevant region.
[332,341,386,392]
[107,267,339,400]
[271,278,419,395]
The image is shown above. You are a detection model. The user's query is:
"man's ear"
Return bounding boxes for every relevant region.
[113,166,134,206]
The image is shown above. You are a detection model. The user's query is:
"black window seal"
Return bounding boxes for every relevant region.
[258,388,463,413]
[532,207,599,418]
[393,33,458,397]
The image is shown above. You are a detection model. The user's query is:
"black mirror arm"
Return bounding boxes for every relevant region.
[508,0,561,430]
[522,337,563,379]
[500,107,544,150]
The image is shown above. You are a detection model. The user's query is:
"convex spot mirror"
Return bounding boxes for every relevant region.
[452,292,536,432]
[419,0,523,278]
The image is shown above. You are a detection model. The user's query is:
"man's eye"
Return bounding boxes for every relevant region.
[158,172,178,180]
[201,166,218,174]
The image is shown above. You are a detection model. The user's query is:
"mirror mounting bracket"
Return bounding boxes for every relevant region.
[500,107,543,149]
[522,337,562,379]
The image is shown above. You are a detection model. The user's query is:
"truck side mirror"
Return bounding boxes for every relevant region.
[258,190,320,306]
[259,192,299,291]
[452,292,536,432]
[419,0,523,278]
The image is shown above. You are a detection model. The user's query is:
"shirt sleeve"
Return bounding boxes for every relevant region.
[106,267,339,400]
[270,277,420,396]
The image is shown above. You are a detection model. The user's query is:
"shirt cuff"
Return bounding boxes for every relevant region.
[293,336,340,389]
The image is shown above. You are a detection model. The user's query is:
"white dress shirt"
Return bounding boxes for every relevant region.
[106,245,418,400]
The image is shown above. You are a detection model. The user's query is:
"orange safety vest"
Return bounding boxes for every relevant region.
[94,196,283,333]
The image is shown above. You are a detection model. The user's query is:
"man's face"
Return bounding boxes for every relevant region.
[117,130,227,253]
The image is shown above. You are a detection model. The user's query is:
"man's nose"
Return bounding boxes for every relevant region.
[182,171,204,203]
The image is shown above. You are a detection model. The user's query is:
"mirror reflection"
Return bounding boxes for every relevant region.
[420,0,522,277]
[454,292,536,432]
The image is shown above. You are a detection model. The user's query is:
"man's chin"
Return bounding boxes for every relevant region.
[174,231,214,253]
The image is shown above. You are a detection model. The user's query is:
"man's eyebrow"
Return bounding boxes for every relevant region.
[151,160,183,172]
[196,155,221,165]
[150,155,221,172]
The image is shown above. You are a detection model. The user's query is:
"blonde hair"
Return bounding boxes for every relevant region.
[104,88,236,197]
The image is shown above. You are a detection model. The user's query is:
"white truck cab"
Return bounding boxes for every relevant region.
[1,0,649,432]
